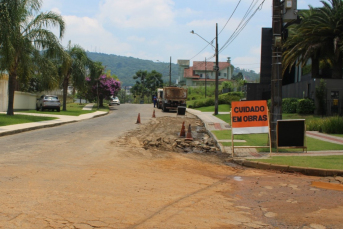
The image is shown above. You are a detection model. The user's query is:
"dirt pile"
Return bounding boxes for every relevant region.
[120,115,221,154]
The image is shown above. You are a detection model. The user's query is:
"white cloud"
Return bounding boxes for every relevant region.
[127,36,146,42]
[232,46,261,73]
[98,0,175,28]
[61,15,131,54]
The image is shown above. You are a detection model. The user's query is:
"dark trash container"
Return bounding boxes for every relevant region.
[177,106,186,115]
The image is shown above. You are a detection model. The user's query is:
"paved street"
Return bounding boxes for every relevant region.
[0,104,342,228]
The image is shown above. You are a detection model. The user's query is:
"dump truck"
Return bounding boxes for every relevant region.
[156,88,164,109]
[158,87,187,112]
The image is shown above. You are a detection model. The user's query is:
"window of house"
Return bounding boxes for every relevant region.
[199,74,203,78]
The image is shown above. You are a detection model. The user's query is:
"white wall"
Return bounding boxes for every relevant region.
[0,77,9,112]
[0,75,37,112]
[14,91,37,110]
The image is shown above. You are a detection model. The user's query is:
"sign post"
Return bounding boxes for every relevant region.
[231,100,271,157]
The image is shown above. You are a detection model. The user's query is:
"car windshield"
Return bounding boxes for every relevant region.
[44,96,58,101]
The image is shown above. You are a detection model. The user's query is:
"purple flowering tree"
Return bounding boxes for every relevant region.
[86,75,121,107]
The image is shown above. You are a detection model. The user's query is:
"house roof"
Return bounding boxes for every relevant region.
[184,67,200,79]
[193,61,231,71]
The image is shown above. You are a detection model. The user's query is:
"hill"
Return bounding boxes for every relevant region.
[86,52,260,86]
[233,67,260,83]
[86,52,179,86]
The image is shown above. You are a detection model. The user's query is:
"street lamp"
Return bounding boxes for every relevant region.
[191,23,219,115]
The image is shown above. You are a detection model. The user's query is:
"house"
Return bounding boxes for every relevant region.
[178,58,232,86]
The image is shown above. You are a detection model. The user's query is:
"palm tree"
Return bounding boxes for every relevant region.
[59,42,91,111]
[283,0,343,79]
[0,0,65,115]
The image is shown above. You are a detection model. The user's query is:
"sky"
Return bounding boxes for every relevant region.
[41,0,323,73]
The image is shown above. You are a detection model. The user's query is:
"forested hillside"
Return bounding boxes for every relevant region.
[87,52,260,86]
[233,67,260,83]
[87,52,179,86]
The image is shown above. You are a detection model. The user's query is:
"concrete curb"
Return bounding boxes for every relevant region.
[0,121,77,137]
[0,112,109,137]
[231,159,343,177]
[186,111,223,152]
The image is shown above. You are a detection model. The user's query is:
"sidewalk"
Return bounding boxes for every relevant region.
[0,104,107,137]
[186,108,343,158]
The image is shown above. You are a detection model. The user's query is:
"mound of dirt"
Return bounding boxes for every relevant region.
[116,115,222,155]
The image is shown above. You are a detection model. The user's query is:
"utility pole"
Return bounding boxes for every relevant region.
[214,23,219,115]
[270,0,283,147]
[169,56,172,86]
[205,57,207,98]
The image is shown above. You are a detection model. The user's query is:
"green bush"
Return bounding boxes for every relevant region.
[307,119,323,132]
[228,92,244,98]
[193,100,205,108]
[307,116,343,134]
[204,98,215,106]
[321,116,343,134]
[218,93,240,105]
[296,99,315,114]
[282,98,298,113]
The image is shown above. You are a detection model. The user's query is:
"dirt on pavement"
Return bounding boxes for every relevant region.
[0,113,342,228]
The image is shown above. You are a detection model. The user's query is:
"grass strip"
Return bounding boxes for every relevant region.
[17,103,109,116]
[249,156,343,170]
[0,114,57,127]
[212,130,343,152]
[194,104,231,112]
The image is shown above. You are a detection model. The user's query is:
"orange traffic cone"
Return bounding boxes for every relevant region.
[136,113,141,124]
[185,124,193,141]
[152,110,156,118]
[179,121,185,137]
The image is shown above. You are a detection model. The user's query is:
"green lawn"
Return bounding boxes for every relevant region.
[330,134,343,138]
[0,103,108,127]
[249,156,343,170]
[215,114,231,124]
[194,104,231,112]
[18,103,109,116]
[0,114,57,127]
[212,129,343,152]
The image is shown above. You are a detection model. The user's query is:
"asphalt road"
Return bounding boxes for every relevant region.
[0,104,342,229]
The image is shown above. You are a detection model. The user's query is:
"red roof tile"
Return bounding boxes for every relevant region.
[193,61,231,71]
[184,67,200,78]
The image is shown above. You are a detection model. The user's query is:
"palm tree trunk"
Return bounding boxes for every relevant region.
[63,76,69,111]
[311,56,319,78]
[332,55,342,79]
[6,73,16,115]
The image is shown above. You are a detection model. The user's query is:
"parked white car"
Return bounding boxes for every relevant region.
[36,95,61,112]
[109,97,120,106]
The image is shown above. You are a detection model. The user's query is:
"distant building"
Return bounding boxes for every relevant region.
[246,27,343,116]
[178,58,232,86]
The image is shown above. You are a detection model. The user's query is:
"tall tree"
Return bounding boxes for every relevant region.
[145,70,163,95]
[0,0,65,115]
[59,42,90,111]
[283,0,343,79]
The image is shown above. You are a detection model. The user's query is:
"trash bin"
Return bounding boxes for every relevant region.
[177,106,186,115]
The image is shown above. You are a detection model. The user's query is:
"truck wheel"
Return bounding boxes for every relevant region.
[36,106,39,111]
[162,104,169,112]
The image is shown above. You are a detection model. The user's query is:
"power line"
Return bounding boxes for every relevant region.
[220,0,266,53]
[218,0,242,35]
[189,0,242,61]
